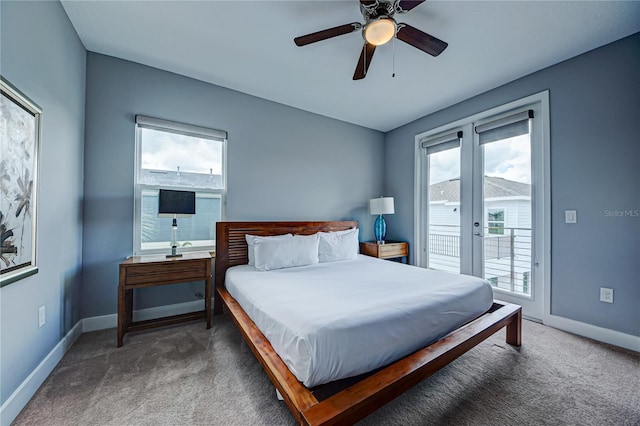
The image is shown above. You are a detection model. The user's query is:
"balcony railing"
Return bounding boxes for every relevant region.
[430,231,513,260]
[428,225,532,295]
[429,233,460,257]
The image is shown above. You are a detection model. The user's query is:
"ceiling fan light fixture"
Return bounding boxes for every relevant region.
[364,17,396,46]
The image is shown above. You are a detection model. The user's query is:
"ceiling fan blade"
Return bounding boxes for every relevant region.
[397,1,426,13]
[359,0,377,6]
[353,43,376,80]
[396,24,448,56]
[294,23,361,46]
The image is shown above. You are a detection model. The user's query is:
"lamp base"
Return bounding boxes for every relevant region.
[167,220,182,258]
[374,214,387,244]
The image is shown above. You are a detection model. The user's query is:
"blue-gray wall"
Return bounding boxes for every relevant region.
[384,33,640,336]
[82,53,384,318]
[0,0,86,407]
[1,0,636,416]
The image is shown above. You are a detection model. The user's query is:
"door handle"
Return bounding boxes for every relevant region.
[473,222,482,236]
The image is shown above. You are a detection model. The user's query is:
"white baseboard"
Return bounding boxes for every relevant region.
[82,312,117,332]
[82,299,209,332]
[545,313,640,352]
[0,320,83,426]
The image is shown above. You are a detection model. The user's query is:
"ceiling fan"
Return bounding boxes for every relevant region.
[294,0,448,80]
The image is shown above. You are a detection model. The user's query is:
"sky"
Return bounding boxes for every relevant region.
[140,128,222,175]
[140,126,530,185]
[430,134,531,185]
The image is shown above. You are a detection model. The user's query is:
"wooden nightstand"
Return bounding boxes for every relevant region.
[117,251,212,347]
[360,241,409,264]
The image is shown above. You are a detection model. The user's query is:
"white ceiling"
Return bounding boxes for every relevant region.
[61,1,640,132]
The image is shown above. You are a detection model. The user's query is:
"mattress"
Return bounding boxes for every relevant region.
[225,254,493,387]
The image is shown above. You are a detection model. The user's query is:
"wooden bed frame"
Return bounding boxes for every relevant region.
[214,221,522,426]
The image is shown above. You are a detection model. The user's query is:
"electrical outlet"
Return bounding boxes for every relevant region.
[565,210,577,224]
[600,288,614,304]
[38,306,46,328]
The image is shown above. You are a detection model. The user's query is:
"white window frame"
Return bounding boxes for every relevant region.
[133,116,227,256]
[419,129,464,274]
[414,91,550,321]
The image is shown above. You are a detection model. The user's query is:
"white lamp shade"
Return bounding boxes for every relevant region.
[370,197,395,215]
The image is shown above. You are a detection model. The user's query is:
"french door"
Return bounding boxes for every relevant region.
[416,93,549,320]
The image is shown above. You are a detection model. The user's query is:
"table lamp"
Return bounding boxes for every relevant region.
[369,196,394,244]
[158,189,196,257]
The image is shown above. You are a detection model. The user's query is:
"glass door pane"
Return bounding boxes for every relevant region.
[427,146,461,273]
[481,134,532,296]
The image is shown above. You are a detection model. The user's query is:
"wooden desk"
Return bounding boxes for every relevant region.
[360,241,409,264]
[118,251,212,347]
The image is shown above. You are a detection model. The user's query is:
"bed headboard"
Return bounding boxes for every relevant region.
[214,220,358,292]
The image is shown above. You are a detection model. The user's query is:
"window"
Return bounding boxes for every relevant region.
[522,271,530,294]
[134,115,227,255]
[487,208,505,235]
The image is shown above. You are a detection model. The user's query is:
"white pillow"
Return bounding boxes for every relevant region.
[318,228,359,263]
[254,233,320,271]
[245,233,292,266]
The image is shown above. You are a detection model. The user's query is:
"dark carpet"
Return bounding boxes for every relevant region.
[14,314,640,425]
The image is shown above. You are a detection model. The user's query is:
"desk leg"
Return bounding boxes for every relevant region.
[117,286,133,348]
[117,285,125,347]
[205,276,212,329]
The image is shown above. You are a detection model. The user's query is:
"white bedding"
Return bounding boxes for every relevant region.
[226,255,493,387]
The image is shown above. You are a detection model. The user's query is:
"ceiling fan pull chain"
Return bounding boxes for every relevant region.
[392,36,396,78]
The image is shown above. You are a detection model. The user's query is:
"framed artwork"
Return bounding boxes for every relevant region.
[1,77,41,287]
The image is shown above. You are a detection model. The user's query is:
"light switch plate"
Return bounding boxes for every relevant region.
[565,210,577,224]
[38,306,46,328]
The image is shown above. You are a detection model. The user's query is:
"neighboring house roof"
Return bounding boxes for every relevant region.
[430,176,530,202]
[140,169,223,189]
